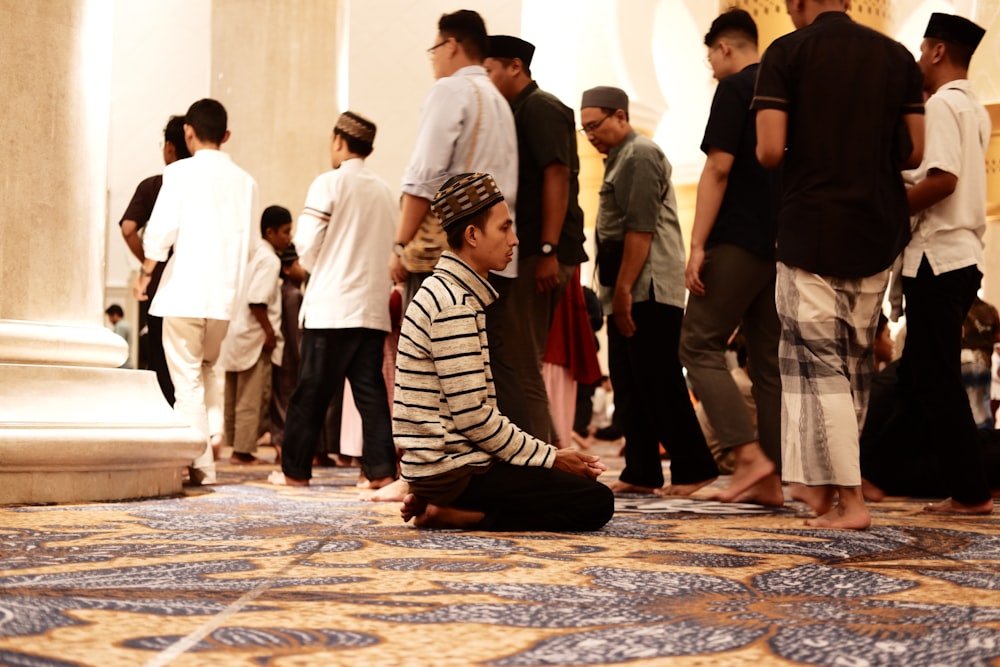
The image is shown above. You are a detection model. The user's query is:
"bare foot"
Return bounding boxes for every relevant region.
[571,431,592,449]
[923,497,994,515]
[656,477,718,497]
[361,478,409,502]
[229,452,266,465]
[272,444,281,464]
[804,502,871,530]
[256,431,272,447]
[400,493,428,523]
[710,444,775,502]
[313,454,338,467]
[267,471,309,487]
[608,481,658,494]
[366,476,397,491]
[861,478,886,502]
[732,473,785,507]
[789,483,835,516]
[414,505,487,529]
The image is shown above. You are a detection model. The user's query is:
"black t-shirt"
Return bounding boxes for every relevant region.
[700,63,778,260]
[510,82,587,264]
[752,12,924,278]
[120,174,167,297]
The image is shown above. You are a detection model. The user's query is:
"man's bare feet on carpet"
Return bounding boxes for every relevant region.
[655,477,718,497]
[267,471,309,486]
[360,478,409,502]
[608,481,658,494]
[229,452,268,465]
[731,474,785,507]
[923,497,994,515]
[710,443,775,502]
[789,483,835,516]
[861,478,886,502]
[400,493,485,528]
[804,502,871,530]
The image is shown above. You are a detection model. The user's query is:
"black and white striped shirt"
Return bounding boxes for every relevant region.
[394,252,555,482]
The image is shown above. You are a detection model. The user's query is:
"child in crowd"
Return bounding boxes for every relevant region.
[220,206,291,464]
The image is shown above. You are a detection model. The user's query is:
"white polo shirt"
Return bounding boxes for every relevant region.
[144,149,259,320]
[295,157,396,331]
[903,80,991,277]
[219,242,283,372]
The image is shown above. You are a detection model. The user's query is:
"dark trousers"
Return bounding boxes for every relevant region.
[608,300,718,487]
[898,258,990,505]
[147,314,175,406]
[281,328,396,482]
[486,274,531,433]
[454,462,615,532]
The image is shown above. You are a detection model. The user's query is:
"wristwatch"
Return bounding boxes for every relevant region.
[393,242,406,257]
[540,242,558,256]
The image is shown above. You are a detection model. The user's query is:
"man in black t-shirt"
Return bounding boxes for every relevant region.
[679,9,782,508]
[752,0,924,529]
[119,115,191,405]
[484,35,588,444]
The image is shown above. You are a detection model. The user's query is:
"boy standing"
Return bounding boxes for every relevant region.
[220,205,291,464]
[135,98,259,486]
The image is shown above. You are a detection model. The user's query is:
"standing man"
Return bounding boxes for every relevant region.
[484,35,587,443]
[269,112,397,489]
[679,9,782,506]
[581,86,718,496]
[389,9,527,430]
[900,13,992,516]
[120,115,191,402]
[753,0,925,528]
[135,98,259,486]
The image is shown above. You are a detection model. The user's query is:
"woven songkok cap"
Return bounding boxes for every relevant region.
[581,86,628,112]
[431,173,505,231]
[335,111,376,144]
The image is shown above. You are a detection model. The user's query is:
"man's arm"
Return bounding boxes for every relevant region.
[908,168,957,215]
[390,193,432,283]
[756,109,787,168]
[612,231,653,338]
[249,304,277,352]
[686,149,734,296]
[121,220,145,262]
[901,113,925,170]
[536,162,571,292]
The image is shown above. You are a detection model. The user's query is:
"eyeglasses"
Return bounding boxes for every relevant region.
[578,112,614,136]
[427,39,450,58]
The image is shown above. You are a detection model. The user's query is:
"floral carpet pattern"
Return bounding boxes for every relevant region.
[1,444,998,667]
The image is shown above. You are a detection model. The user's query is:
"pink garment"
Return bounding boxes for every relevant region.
[543,362,576,448]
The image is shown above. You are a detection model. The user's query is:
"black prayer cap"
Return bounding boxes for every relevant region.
[487,35,535,67]
[924,12,985,50]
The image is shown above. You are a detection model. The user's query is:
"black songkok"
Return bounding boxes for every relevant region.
[924,12,985,50]
[487,35,535,67]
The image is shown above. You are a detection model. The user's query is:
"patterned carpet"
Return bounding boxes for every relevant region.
[1,442,999,667]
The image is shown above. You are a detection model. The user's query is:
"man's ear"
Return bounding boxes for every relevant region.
[464,224,478,247]
[220,129,231,145]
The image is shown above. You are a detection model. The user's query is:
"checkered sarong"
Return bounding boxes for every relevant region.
[775,263,889,487]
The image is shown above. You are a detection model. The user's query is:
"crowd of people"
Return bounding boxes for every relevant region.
[117,0,995,532]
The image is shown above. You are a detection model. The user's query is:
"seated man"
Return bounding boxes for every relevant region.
[394,173,615,531]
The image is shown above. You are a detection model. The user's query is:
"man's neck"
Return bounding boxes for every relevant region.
[929,69,969,95]
[454,248,488,279]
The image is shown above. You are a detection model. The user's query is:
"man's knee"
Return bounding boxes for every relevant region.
[573,481,615,531]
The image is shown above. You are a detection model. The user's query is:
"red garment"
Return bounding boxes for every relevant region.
[544,267,602,385]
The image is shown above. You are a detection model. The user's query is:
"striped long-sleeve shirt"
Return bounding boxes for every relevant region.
[394,252,556,482]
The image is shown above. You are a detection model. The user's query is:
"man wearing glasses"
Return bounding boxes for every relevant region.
[390,9,527,430]
[580,86,718,497]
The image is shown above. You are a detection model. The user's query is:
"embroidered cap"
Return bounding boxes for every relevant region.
[924,12,985,50]
[581,86,628,112]
[335,111,376,145]
[431,173,505,231]
[487,35,535,67]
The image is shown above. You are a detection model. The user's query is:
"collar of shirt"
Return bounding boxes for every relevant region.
[452,64,488,79]
[510,80,539,113]
[605,130,638,166]
[336,156,365,173]
[436,251,498,308]
[192,148,232,163]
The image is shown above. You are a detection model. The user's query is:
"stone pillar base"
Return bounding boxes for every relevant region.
[0,364,205,504]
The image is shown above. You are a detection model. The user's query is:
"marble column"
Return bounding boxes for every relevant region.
[0,0,204,504]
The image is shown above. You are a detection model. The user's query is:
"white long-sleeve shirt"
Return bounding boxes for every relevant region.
[144,149,258,320]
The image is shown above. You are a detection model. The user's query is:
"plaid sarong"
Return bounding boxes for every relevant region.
[776,262,889,487]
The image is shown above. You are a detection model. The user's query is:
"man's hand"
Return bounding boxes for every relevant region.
[390,252,409,284]
[552,448,607,480]
[133,273,151,302]
[262,330,277,353]
[535,255,560,292]
[685,246,706,296]
[612,288,635,338]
